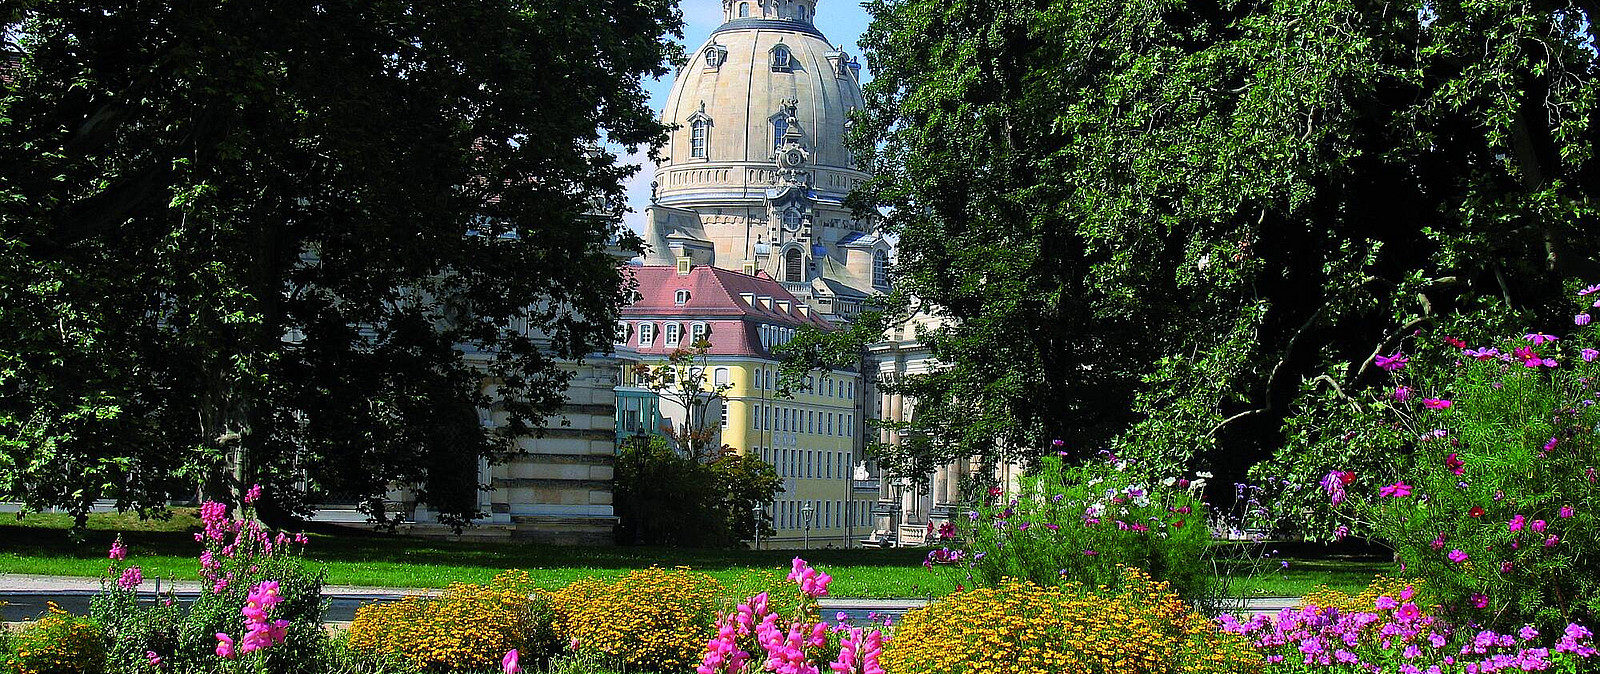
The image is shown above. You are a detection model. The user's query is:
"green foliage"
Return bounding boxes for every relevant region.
[1331,330,1600,630]
[0,0,684,527]
[832,0,1600,489]
[89,583,181,674]
[614,436,782,548]
[952,456,1212,599]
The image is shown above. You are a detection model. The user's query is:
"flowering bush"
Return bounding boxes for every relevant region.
[551,566,724,673]
[89,487,323,673]
[1307,308,1600,630]
[1221,584,1599,672]
[951,453,1212,598]
[697,557,887,674]
[345,570,557,672]
[0,605,107,674]
[882,565,1261,674]
[1300,576,1434,617]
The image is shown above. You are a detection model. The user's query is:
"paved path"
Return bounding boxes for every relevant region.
[1,573,1299,624]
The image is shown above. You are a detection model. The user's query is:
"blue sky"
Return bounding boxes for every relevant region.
[619,0,874,233]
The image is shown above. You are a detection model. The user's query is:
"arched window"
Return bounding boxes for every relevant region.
[675,289,691,305]
[785,248,804,283]
[638,323,655,347]
[690,119,708,158]
[771,45,792,72]
[872,249,889,287]
[713,367,729,386]
[739,2,750,16]
[772,116,788,150]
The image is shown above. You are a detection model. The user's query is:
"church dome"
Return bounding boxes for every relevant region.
[654,0,868,209]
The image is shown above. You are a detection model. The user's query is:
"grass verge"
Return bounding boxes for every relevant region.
[0,510,1394,599]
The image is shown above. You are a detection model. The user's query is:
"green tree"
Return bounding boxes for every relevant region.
[823,0,1599,488]
[0,1,683,527]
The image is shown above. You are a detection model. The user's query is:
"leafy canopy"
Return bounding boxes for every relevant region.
[0,0,683,526]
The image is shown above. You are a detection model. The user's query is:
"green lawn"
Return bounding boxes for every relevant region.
[0,510,1394,599]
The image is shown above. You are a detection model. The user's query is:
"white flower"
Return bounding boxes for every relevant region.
[1196,471,1213,479]
[1160,477,1177,487]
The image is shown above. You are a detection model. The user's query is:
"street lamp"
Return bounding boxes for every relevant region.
[890,480,906,548]
[802,502,815,550]
[753,504,765,551]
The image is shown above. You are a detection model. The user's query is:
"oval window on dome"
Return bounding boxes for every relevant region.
[771,45,792,72]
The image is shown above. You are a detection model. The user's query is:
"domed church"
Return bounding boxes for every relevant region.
[643,0,890,323]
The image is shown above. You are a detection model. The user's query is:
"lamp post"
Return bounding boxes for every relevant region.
[890,480,906,548]
[753,504,765,551]
[802,502,814,550]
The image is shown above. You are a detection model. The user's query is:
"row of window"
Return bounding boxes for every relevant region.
[688,118,793,159]
[759,446,850,480]
[751,367,856,399]
[771,499,872,530]
[631,321,709,348]
[750,404,854,437]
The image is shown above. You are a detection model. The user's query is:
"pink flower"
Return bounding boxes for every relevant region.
[116,566,143,590]
[1375,352,1409,372]
[244,484,263,504]
[1448,549,1469,563]
[1376,596,1398,610]
[1396,603,1422,622]
[108,537,127,562]
[1421,398,1453,410]
[1509,514,1526,532]
[1580,283,1600,297]
[1560,505,1575,518]
[503,649,521,674]
[1525,333,1559,345]
[1470,593,1489,609]
[1577,314,1592,326]
[1584,349,1600,363]
[1445,453,1464,475]
[1545,535,1560,547]
[1379,481,1414,498]
[1394,385,1413,401]
[1532,519,1547,533]
[215,633,236,659]
[146,651,161,667]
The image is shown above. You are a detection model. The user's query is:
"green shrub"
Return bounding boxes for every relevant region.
[951,454,1212,598]
[615,436,781,547]
[3,606,107,674]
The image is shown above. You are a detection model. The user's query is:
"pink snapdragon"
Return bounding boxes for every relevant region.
[502,649,521,674]
[108,536,127,562]
[788,557,833,598]
[116,566,143,590]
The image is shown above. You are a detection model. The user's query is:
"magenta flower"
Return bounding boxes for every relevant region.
[1509,514,1526,532]
[244,484,263,504]
[1532,519,1547,533]
[1445,453,1465,475]
[1396,603,1421,622]
[1376,595,1398,610]
[1464,347,1500,360]
[1577,314,1592,326]
[1375,352,1409,372]
[1421,398,1452,410]
[1544,437,1560,452]
[215,633,236,659]
[1525,333,1559,345]
[1332,525,1350,541]
[1560,505,1575,518]
[502,649,521,674]
[1379,481,1414,498]
[1394,385,1413,401]
[145,651,161,666]
[1471,593,1489,608]
[1585,349,1600,363]
[108,537,127,562]
[116,566,143,590]
[1448,549,1469,563]
[1581,283,1600,297]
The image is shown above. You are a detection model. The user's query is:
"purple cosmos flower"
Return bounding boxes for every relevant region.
[1375,352,1409,372]
[1560,505,1575,518]
[1470,593,1489,608]
[1421,398,1453,410]
[1585,349,1600,363]
[1577,314,1592,326]
[1394,385,1413,402]
[1509,514,1526,532]
[1379,481,1414,498]
[1580,283,1600,297]
[1448,549,1469,563]
[1464,347,1500,360]
[1525,333,1559,345]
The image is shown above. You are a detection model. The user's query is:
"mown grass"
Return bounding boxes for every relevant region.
[0,510,1394,599]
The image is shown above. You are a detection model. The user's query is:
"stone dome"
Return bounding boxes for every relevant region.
[654,0,868,209]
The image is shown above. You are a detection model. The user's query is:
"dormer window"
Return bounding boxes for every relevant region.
[690,119,708,158]
[691,322,708,344]
[675,289,691,305]
[772,117,788,150]
[638,323,656,347]
[873,249,889,287]
[665,323,682,348]
[770,44,792,72]
[703,43,727,69]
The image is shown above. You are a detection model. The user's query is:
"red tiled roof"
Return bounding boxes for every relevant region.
[621,265,834,357]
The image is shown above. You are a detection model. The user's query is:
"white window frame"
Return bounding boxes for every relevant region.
[675,289,691,305]
[664,323,681,347]
[638,323,655,347]
[690,120,708,159]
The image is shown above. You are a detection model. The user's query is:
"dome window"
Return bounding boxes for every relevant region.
[772,116,788,150]
[702,44,727,69]
[770,44,793,73]
[690,119,708,158]
[739,2,750,17]
[796,5,807,20]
